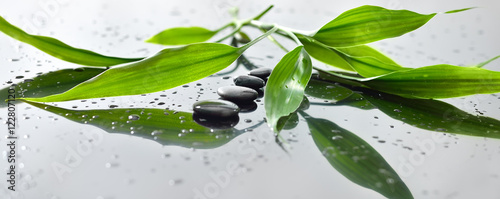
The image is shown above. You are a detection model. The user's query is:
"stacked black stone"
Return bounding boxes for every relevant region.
[192,68,272,129]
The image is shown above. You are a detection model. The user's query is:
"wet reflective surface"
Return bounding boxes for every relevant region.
[1,1,500,199]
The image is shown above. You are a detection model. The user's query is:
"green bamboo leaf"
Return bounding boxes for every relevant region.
[24,101,241,149]
[303,113,413,199]
[299,35,406,77]
[0,67,105,107]
[313,5,438,47]
[363,64,500,98]
[146,26,218,45]
[299,37,355,72]
[23,43,241,102]
[305,78,353,101]
[265,46,312,131]
[22,27,277,102]
[335,45,408,77]
[0,16,142,66]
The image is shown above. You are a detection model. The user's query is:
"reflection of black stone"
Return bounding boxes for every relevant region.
[193,113,239,129]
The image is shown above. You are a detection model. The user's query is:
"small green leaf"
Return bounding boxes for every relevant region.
[363,64,500,98]
[313,5,436,47]
[303,113,413,199]
[146,26,218,45]
[25,101,241,149]
[0,16,142,66]
[265,46,313,131]
[23,43,241,102]
[335,45,408,77]
[0,67,105,107]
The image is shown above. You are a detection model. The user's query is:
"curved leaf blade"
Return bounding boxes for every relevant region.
[299,37,355,72]
[0,16,142,66]
[335,45,408,77]
[146,26,218,45]
[265,46,312,131]
[299,35,406,77]
[303,113,413,199]
[364,64,500,98]
[25,101,241,149]
[313,5,436,47]
[23,43,242,102]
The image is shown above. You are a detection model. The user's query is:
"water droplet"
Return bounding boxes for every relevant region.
[331,135,343,140]
[128,114,140,120]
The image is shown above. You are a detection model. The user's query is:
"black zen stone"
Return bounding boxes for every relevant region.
[233,75,265,89]
[217,86,258,102]
[248,68,272,79]
[192,99,240,117]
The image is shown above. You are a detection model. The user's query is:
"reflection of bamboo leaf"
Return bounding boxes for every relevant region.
[305,79,376,110]
[302,112,413,199]
[312,77,500,138]
[0,67,105,107]
[355,87,500,138]
[25,101,242,149]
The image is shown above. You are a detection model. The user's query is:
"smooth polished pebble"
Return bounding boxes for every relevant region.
[217,86,258,102]
[234,75,265,89]
[248,68,272,79]
[192,99,240,117]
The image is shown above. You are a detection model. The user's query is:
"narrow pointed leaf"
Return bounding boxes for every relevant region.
[146,26,218,45]
[25,101,241,149]
[476,55,500,68]
[303,113,413,199]
[0,67,105,107]
[444,7,475,14]
[265,46,312,131]
[0,16,142,66]
[299,37,355,72]
[363,64,500,98]
[335,45,408,77]
[313,5,436,47]
[23,43,242,102]
[299,35,406,77]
